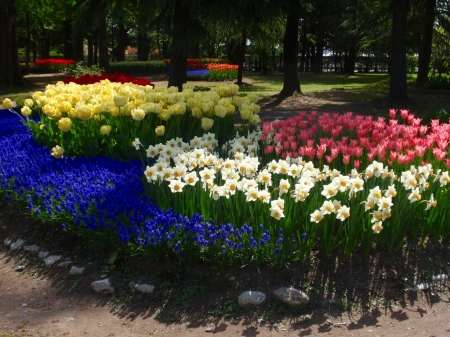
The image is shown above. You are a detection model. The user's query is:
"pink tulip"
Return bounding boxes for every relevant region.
[400,109,409,119]
[264,145,274,155]
[433,148,446,161]
[415,145,426,157]
[389,109,397,119]
[343,154,350,164]
[353,160,361,170]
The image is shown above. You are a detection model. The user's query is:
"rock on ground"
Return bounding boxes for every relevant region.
[238,291,266,306]
[91,279,115,294]
[10,238,26,251]
[134,283,155,294]
[273,287,310,307]
[43,255,62,267]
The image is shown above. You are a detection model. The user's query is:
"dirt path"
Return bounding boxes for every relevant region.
[1,212,450,337]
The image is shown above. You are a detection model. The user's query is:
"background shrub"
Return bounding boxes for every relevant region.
[110,61,166,75]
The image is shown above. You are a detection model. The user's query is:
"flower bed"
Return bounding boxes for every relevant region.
[1,99,450,266]
[21,58,76,74]
[62,72,153,86]
[11,82,259,160]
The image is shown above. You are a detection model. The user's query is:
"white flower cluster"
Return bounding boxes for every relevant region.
[144,129,448,228]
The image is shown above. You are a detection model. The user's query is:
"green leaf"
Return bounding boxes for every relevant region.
[108,250,118,265]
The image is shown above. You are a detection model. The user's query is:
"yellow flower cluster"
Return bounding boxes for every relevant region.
[29,80,260,126]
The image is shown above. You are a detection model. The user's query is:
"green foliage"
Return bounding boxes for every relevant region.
[71,62,104,78]
[109,61,166,75]
[424,74,450,90]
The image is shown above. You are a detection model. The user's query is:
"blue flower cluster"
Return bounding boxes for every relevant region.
[0,111,282,261]
[186,69,208,77]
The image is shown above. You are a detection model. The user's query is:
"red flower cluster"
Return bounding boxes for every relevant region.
[62,72,154,87]
[34,58,76,66]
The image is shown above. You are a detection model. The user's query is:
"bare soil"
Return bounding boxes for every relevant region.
[1,74,450,337]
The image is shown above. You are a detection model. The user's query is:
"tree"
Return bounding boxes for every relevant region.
[416,0,436,84]
[0,0,23,87]
[279,13,302,99]
[389,0,409,99]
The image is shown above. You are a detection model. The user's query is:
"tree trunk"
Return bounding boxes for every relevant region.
[0,0,23,88]
[389,0,408,99]
[236,32,246,85]
[168,0,188,91]
[137,31,149,61]
[347,40,357,75]
[116,22,126,62]
[73,33,84,62]
[63,19,74,60]
[25,11,31,74]
[98,12,110,73]
[416,0,435,84]
[279,13,301,99]
[299,23,307,72]
[313,23,325,73]
[87,35,94,66]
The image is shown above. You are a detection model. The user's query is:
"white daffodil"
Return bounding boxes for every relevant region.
[372,221,383,233]
[146,145,159,158]
[161,168,175,181]
[270,198,284,210]
[320,200,334,215]
[278,179,290,196]
[336,205,350,221]
[144,166,158,182]
[333,175,351,192]
[408,187,422,203]
[378,196,393,210]
[270,205,285,220]
[257,189,271,203]
[310,210,324,223]
[245,187,260,202]
[169,179,186,193]
[210,185,225,201]
[384,185,397,198]
[321,182,338,199]
[291,187,309,202]
[257,169,273,187]
[183,171,199,186]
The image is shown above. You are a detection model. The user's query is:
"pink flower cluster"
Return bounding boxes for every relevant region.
[261,109,450,169]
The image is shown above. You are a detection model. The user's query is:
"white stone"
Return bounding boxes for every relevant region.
[3,238,12,247]
[38,251,50,259]
[23,245,39,253]
[415,282,430,291]
[91,279,114,294]
[134,284,155,294]
[238,291,266,306]
[432,274,448,282]
[69,266,85,275]
[43,255,62,267]
[273,287,310,307]
[56,261,73,268]
[10,238,26,251]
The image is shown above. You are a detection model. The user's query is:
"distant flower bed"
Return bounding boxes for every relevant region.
[164,59,238,81]
[62,72,154,86]
[34,58,76,66]
[20,58,76,74]
[187,64,238,81]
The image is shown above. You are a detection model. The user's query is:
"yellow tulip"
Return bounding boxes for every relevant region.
[57,117,72,132]
[155,125,165,136]
[100,125,112,135]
